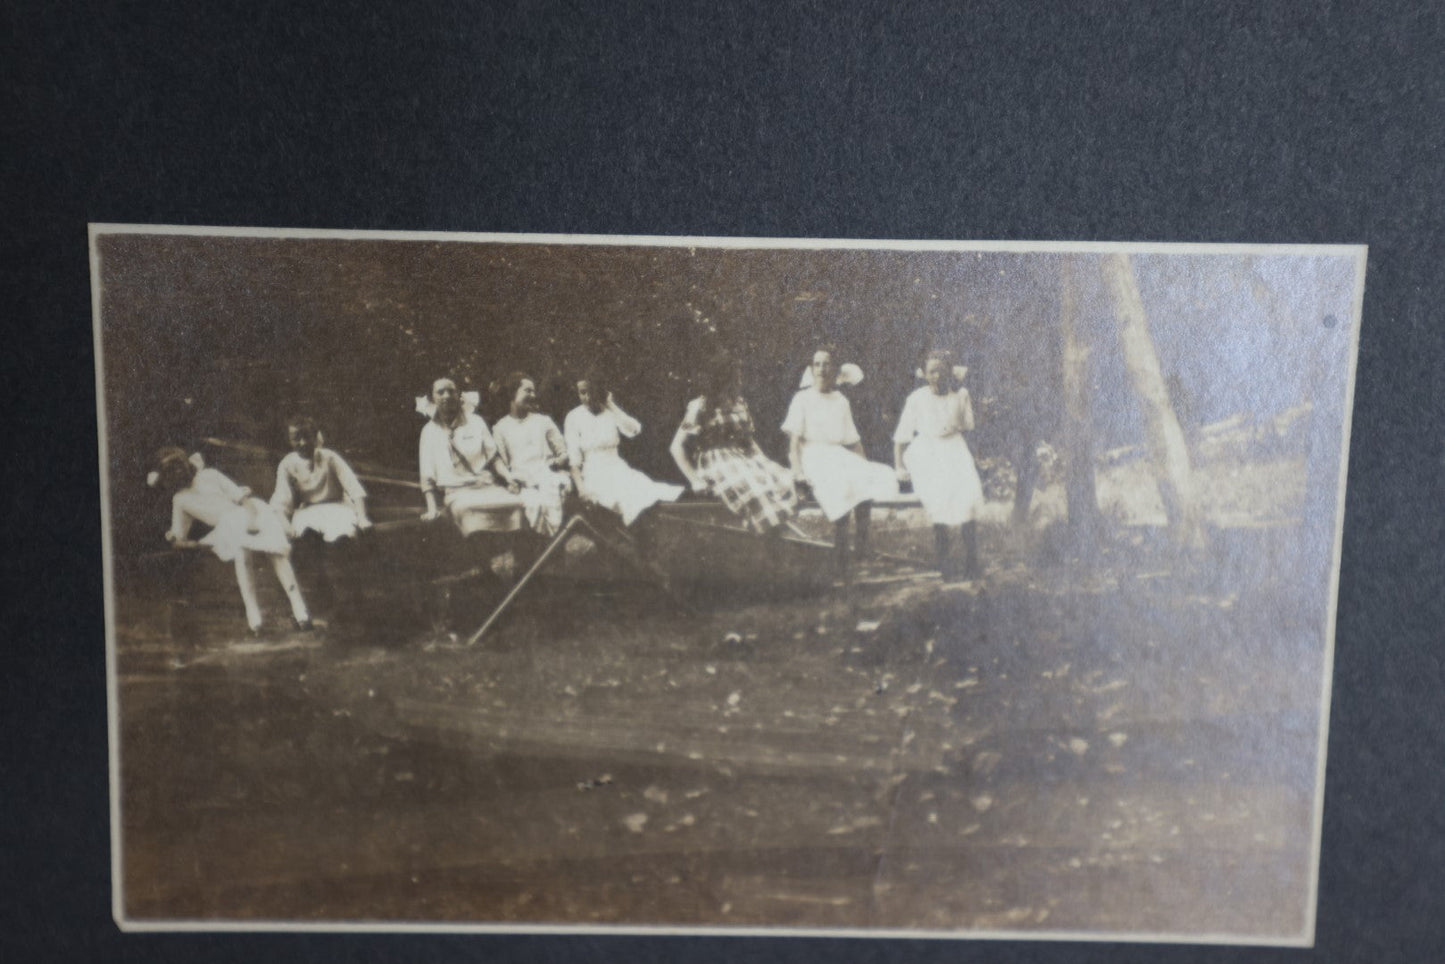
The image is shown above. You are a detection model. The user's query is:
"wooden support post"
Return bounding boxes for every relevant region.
[466,516,584,646]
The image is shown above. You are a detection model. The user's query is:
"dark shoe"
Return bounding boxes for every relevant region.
[292,618,315,633]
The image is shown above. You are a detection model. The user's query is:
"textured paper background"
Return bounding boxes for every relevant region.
[6,1,1442,961]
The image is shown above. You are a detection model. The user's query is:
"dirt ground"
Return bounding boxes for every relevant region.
[112,478,1327,939]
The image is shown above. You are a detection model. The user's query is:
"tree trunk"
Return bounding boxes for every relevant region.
[1059,255,1102,535]
[1100,254,1207,548]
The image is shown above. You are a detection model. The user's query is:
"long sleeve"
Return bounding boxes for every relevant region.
[270,459,296,516]
[329,450,368,504]
[678,398,702,437]
[544,418,567,463]
[419,426,439,496]
[564,410,586,469]
[959,389,975,432]
[608,401,642,438]
[493,421,513,471]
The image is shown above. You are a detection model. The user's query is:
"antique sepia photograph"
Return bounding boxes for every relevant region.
[93,226,1363,943]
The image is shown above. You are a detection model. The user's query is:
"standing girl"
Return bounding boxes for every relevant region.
[565,370,682,526]
[149,447,312,636]
[669,351,798,535]
[893,350,986,580]
[491,372,572,538]
[782,345,899,575]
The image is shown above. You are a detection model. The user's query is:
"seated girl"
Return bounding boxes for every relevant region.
[491,372,572,539]
[669,351,798,535]
[782,345,899,574]
[893,351,986,580]
[417,376,527,536]
[149,447,312,636]
[271,415,372,543]
[565,370,682,526]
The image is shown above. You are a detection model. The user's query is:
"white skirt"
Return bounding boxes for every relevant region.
[201,499,292,561]
[291,502,362,542]
[799,444,899,522]
[579,450,683,525]
[444,484,527,535]
[903,434,985,526]
[512,464,573,537]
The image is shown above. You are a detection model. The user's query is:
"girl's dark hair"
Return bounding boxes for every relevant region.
[502,371,535,405]
[700,351,740,412]
[151,446,197,485]
[812,342,841,362]
[579,369,609,403]
[286,414,318,437]
[924,349,960,391]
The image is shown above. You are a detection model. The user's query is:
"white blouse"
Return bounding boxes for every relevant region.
[493,413,567,473]
[781,389,862,447]
[893,387,975,443]
[271,448,367,515]
[418,412,502,495]
[563,403,642,468]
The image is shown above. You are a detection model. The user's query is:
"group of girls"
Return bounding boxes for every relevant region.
[671,345,985,581]
[416,370,685,543]
[151,346,986,635]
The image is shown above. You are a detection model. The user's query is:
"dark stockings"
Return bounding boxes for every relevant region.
[961,520,980,578]
[833,503,873,578]
[937,521,982,581]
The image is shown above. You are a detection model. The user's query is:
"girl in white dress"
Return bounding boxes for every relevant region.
[491,372,572,538]
[782,345,899,574]
[565,371,682,526]
[149,447,312,636]
[893,351,986,580]
[271,415,372,543]
[418,377,527,535]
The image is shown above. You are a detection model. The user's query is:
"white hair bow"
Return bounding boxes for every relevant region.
[415,391,481,418]
[799,363,864,389]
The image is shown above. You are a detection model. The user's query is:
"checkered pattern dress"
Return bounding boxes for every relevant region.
[681,396,798,532]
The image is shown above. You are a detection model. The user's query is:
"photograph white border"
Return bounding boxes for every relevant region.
[91,224,1366,945]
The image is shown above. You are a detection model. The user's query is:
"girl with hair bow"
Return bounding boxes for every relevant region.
[782,344,899,577]
[148,446,312,636]
[893,350,985,580]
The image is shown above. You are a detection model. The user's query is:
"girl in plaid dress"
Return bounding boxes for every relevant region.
[669,352,798,534]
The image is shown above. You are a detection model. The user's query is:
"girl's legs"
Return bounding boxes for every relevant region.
[960,521,981,579]
[832,517,851,578]
[854,502,872,558]
[233,551,264,631]
[933,524,952,575]
[268,553,312,627]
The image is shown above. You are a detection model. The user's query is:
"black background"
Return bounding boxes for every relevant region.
[4,1,1441,961]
